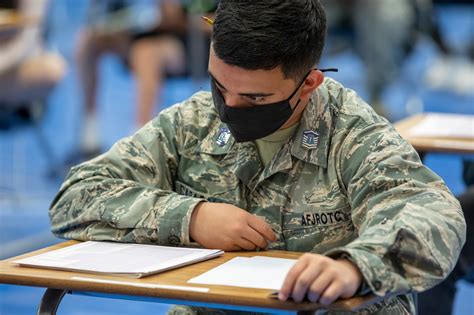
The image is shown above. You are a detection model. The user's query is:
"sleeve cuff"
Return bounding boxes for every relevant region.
[337,253,372,296]
[324,247,388,296]
[156,194,206,246]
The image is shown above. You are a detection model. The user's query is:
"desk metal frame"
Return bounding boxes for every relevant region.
[37,289,317,315]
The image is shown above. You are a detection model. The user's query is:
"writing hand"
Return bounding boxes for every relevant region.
[189,202,277,251]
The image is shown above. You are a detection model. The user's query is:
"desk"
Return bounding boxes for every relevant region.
[0,241,382,315]
[394,113,474,155]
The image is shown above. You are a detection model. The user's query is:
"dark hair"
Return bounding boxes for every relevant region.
[212,0,327,81]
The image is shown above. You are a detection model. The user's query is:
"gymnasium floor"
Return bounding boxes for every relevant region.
[1,2,473,314]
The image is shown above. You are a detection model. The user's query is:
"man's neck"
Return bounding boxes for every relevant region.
[280,99,310,129]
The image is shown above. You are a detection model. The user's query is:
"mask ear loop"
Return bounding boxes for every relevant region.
[291,98,303,112]
[319,68,338,73]
[289,68,338,112]
[287,70,313,104]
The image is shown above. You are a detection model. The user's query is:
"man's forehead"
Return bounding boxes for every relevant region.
[210,45,286,75]
[208,51,293,92]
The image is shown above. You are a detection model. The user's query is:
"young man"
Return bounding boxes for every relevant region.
[50,1,466,314]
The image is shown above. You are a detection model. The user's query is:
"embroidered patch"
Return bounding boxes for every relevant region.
[216,127,231,146]
[301,210,350,227]
[175,181,209,199]
[301,130,319,149]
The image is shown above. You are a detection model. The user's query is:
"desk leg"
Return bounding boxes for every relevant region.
[37,288,68,315]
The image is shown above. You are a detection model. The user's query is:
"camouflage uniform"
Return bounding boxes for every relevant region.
[49,78,466,314]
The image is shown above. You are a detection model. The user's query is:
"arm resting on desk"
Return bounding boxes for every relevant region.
[325,119,466,298]
[49,103,205,246]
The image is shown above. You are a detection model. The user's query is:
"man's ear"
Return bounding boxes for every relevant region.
[300,70,324,102]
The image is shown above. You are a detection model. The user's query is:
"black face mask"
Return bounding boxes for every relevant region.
[211,68,338,143]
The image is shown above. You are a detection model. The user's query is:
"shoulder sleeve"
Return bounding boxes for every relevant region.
[49,98,206,246]
[326,118,466,296]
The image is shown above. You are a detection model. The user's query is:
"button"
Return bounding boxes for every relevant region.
[168,235,181,245]
[373,280,382,291]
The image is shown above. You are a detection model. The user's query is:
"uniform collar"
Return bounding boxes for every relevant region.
[198,81,333,168]
[197,119,261,189]
[196,120,235,155]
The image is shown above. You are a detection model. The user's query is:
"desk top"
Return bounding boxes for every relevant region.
[394,113,474,154]
[0,241,382,313]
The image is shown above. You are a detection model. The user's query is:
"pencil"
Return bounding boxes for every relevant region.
[201,16,214,26]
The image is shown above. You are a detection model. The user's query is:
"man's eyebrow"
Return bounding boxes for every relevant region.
[208,71,227,90]
[208,70,274,98]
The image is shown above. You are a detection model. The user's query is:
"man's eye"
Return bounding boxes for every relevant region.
[248,96,266,103]
[216,85,227,94]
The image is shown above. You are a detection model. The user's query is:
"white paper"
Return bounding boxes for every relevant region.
[13,241,223,278]
[188,256,297,290]
[408,113,474,139]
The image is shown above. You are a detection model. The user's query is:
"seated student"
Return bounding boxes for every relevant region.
[50,1,466,314]
[76,0,188,157]
[0,0,65,115]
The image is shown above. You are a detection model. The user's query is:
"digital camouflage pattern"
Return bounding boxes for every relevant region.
[49,78,466,314]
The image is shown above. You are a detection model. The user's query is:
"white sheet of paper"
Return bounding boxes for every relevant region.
[408,113,474,139]
[13,241,223,277]
[188,256,297,290]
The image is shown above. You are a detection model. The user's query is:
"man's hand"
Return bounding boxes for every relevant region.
[189,202,277,251]
[279,254,362,305]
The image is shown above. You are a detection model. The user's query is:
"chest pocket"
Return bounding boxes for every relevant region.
[282,203,356,253]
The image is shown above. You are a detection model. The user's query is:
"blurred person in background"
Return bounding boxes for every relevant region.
[76,0,187,158]
[0,0,66,126]
[322,0,451,119]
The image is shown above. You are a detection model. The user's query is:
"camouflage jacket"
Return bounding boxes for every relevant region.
[49,78,466,314]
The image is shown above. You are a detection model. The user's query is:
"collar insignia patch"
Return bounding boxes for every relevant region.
[301,130,319,150]
[216,127,231,146]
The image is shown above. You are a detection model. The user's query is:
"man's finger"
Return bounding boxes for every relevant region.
[235,237,257,251]
[247,215,276,242]
[226,244,244,251]
[241,226,268,249]
[318,281,343,306]
[279,258,308,301]
[291,264,323,302]
[307,271,333,303]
